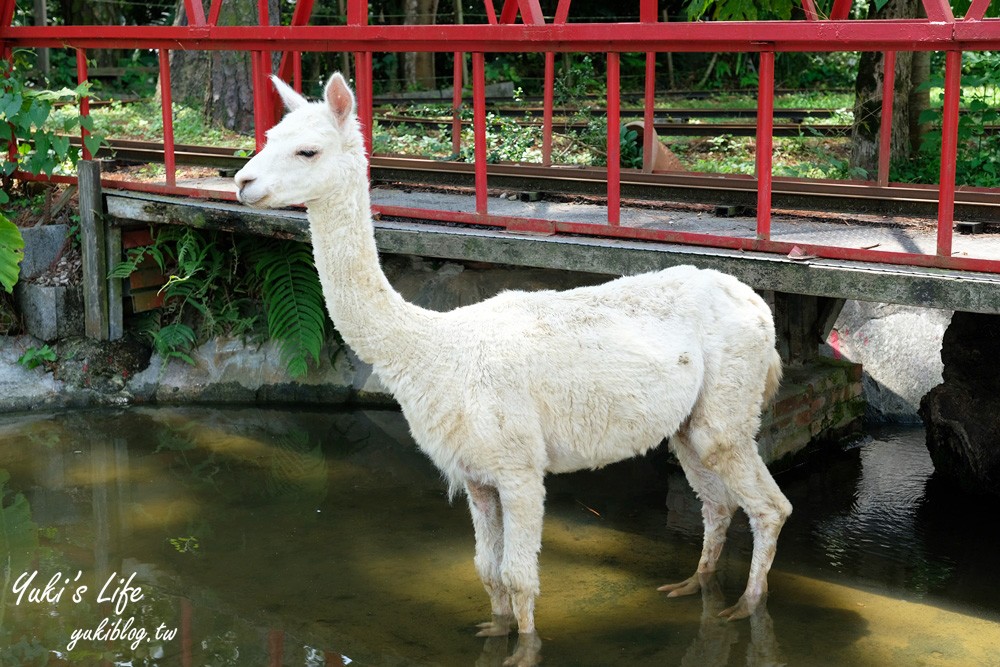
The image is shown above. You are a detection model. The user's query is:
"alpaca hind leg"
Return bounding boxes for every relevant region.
[497,474,546,666]
[713,445,791,621]
[659,433,738,598]
[467,481,513,637]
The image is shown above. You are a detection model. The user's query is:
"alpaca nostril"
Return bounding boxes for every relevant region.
[235,175,255,191]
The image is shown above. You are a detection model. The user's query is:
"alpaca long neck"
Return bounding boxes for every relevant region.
[307,179,432,371]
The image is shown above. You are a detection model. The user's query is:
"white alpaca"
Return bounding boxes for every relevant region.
[235,73,792,666]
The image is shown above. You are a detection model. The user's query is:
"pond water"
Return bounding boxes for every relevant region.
[1,407,999,666]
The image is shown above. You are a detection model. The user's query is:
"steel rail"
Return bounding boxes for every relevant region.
[375,106,844,121]
[374,113,852,137]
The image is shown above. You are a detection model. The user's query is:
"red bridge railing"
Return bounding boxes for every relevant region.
[3,0,1000,273]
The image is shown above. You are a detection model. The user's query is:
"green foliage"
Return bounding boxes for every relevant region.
[554,55,605,105]
[111,227,329,378]
[686,0,793,21]
[619,125,644,170]
[49,98,254,149]
[894,59,1000,187]
[169,535,201,554]
[0,213,25,293]
[0,54,103,204]
[16,344,58,370]
[246,240,327,379]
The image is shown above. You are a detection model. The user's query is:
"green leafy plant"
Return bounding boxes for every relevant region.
[111,227,329,378]
[168,535,200,554]
[894,60,1000,187]
[1,54,102,204]
[619,125,644,169]
[17,344,58,370]
[245,240,327,378]
[0,213,25,293]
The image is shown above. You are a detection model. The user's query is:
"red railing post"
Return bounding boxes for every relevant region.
[606,52,621,225]
[348,0,372,159]
[452,52,463,157]
[755,51,775,240]
[473,52,488,216]
[542,52,555,166]
[937,49,961,258]
[641,0,657,174]
[543,0,572,166]
[251,50,270,151]
[159,49,176,187]
[877,51,896,187]
[76,48,91,160]
[2,42,16,166]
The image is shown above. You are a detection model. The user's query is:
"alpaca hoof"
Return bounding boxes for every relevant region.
[657,574,702,598]
[718,595,758,621]
[502,631,541,667]
[476,614,515,637]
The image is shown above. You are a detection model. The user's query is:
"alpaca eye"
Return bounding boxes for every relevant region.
[297,149,318,158]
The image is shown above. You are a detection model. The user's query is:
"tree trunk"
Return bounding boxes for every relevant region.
[403,0,439,90]
[849,0,921,178]
[165,0,278,135]
[909,50,931,154]
[58,0,119,67]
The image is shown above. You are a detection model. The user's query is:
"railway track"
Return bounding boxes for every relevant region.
[79,137,1000,223]
[374,112,850,137]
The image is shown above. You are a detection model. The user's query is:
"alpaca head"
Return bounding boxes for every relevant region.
[235,73,365,209]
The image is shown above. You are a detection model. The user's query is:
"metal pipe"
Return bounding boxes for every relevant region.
[473,52,488,216]
[877,51,896,187]
[543,52,554,166]
[937,49,961,258]
[5,22,986,54]
[76,48,91,160]
[642,52,656,173]
[607,52,620,225]
[159,49,176,187]
[452,52,463,157]
[755,51,775,240]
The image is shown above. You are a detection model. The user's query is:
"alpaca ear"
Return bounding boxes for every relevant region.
[271,75,307,112]
[324,72,356,127]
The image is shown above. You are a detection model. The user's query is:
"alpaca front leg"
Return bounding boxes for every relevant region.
[466,481,514,637]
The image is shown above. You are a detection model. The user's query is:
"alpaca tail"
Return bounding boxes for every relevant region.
[763,348,783,406]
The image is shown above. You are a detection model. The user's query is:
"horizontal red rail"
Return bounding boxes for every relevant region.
[4,21,1000,52]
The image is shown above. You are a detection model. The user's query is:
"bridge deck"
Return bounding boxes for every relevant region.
[105,185,1000,315]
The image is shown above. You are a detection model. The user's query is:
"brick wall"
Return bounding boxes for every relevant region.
[759,357,865,466]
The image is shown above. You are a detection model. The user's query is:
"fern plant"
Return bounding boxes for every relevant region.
[111,227,328,378]
[245,239,327,378]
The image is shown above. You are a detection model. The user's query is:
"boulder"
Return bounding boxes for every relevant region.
[919,311,1000,496]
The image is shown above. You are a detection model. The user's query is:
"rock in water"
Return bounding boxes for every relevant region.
[919,311,1000,496]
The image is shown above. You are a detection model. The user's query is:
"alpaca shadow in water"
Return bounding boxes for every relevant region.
[476,628,542,667]
[680,573,784,667]
[473,573,781,667]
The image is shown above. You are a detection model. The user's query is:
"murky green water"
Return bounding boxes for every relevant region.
[1,407,999,666]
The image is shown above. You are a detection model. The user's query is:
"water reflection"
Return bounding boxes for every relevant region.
[0,409,999,665]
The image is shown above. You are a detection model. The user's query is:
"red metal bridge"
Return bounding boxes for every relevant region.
[3,0,1000,275]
